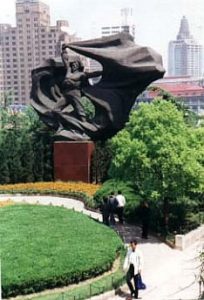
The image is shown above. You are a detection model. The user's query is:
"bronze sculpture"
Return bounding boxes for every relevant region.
[31,32,165,141]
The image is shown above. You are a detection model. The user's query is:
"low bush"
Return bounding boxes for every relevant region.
[0,181,100,209]
[93,179,141,222]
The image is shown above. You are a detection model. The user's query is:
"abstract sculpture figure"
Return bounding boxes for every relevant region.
[31,32,165,141]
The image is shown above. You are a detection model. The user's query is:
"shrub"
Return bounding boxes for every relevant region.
[1,205,123,298]
[93,179,141,222]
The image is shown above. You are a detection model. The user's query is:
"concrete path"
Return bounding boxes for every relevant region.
[1,195,203,300]
[0,194,102,221]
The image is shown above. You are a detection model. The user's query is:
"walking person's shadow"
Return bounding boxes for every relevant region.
[116,288,131,299]
[116,287,143,299]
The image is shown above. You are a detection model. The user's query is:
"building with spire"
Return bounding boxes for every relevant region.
[0,0,79,105]
[168,16,203,77]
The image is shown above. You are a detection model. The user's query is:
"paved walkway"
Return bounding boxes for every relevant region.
[0,195,203,300]
[0,194,102,221]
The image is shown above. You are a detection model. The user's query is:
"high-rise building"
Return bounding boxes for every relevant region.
[0,0,79,105]
[88,8,135,81]
[168,16,203,78]
[101,8,135,38]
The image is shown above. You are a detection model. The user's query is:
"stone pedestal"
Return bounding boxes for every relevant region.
[54,141,95,183]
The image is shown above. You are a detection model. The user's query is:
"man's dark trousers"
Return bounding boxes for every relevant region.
[126,264,139,298]
[117,207,124,224]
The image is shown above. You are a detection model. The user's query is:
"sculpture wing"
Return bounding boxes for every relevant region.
[65,32,165,138]
[66,32,165,90]
[31,33,165,141]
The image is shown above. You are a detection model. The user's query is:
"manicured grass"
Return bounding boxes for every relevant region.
[0,204,123,298]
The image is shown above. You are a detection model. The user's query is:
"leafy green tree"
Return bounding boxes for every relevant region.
[148,86,198,127]
[0,106,53,183]
[4,129,22,183]
[0,131,10,183]
[92,140,113,183]
[109,100,204,234]
[20,131,34,182]
[81,96,95,120]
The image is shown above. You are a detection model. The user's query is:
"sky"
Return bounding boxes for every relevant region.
[0,0,204,69]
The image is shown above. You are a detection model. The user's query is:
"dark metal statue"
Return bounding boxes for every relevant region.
[31,32,165,141]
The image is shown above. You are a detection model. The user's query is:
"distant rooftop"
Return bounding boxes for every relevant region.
[154,83,204,92]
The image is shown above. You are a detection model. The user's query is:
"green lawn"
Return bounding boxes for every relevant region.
[0,204,123,298]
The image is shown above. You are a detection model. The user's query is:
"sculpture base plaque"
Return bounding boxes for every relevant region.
[54,141,95,183]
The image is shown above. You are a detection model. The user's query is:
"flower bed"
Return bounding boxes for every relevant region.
[0,182,101,208]
[0,199,14,208]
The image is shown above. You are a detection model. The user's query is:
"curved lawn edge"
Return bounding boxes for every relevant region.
[1,198,124,299]
[9,251,125,300]
[0,190,96,210]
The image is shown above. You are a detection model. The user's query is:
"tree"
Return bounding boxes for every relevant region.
[148,86,198,127]
[4,129,22,183]
[81,96,95,120]
[20,130,34,182]
[0,130,10,183]
[91,140,113,183]
[0,106,54,183]
[109,100,204,234]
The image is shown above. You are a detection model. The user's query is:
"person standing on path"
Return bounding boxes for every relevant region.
[100,196,110,226]
[108,192,118,225]
[140,201,150,239]
[116,191,126,224]
[123,240,144,299]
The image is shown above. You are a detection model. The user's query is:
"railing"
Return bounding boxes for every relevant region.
[22,272,125,300]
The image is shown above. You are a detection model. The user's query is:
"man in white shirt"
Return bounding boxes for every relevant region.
[116,190,126,224]
[123,240,143,299]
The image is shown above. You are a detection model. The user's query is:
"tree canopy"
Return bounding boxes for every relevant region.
[109,100,204,232]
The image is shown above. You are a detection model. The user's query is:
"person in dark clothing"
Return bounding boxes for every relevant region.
[140,201,150,239]
[100,196,110,226]
[108,192,118,225]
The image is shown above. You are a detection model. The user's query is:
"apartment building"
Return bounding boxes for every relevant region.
[0,0,78,104]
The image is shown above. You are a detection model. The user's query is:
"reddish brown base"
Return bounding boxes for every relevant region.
[54,141,95,183]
